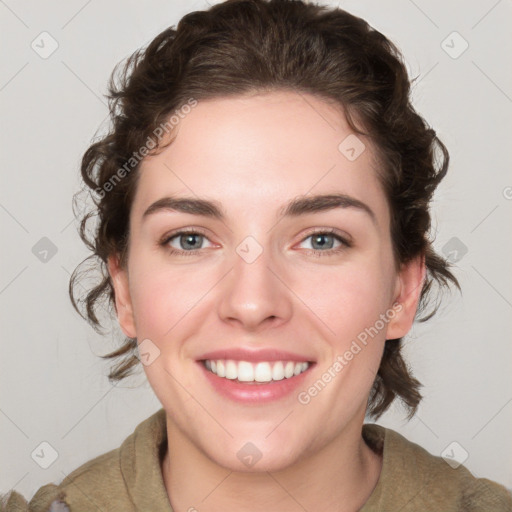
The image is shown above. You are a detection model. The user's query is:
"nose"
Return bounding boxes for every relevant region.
[217,242,293,332]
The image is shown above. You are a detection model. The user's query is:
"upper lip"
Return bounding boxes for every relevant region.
[198,348,316,363]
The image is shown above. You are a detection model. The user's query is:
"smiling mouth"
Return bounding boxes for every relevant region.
[201,359,312,383]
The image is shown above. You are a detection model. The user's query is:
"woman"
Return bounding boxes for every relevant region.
[3,0,511,510]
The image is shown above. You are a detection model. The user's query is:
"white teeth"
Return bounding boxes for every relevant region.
[203,359,310,382]
[254,362,272,382]
[237,361,254,382]
[225,360,237,380]
[284,361,294,378]
[272,361,284,381]
[216,360,226,377]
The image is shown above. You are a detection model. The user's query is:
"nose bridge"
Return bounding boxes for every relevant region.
[217,233,292,329]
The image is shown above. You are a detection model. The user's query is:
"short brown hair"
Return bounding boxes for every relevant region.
[70,0,460,419]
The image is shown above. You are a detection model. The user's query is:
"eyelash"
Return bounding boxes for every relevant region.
[159,228,352,258]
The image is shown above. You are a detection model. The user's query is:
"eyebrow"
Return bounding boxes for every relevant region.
[142,193,377,225]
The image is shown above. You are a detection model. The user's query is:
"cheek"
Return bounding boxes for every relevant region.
[293,257,395,344]
[126,260,207,394]
[127,260,204,340]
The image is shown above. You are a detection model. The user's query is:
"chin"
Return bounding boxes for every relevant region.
[214,449,300,474]
[201,434,307,474]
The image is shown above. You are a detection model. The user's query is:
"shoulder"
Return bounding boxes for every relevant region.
[34,445,127,512]
[1,446,125,512]
[1,409,167,512]
[362,423,512,511]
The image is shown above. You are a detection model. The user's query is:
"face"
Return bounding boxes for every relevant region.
[109,90,424,472]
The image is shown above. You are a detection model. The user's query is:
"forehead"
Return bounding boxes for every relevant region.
[133,90,388,228]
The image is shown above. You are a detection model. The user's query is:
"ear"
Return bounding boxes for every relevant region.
[385,253,426,340]
[107,254,137,339]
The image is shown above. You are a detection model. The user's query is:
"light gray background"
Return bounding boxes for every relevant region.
[1,0,511,500]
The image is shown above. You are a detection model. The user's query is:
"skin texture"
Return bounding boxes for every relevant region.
[108,90,425,511]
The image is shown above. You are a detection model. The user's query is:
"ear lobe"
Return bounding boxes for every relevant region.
[386,254,426,340]
[107,254,137,339]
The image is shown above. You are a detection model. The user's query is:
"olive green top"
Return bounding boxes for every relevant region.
[2,408,511,511]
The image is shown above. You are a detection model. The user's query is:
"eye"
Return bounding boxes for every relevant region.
[297,228,352,256]
[160,229,213,256]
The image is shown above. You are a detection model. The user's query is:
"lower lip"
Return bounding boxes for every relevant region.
[198,362,314,404]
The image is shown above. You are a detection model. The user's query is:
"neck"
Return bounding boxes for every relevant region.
[161,415,382,512]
